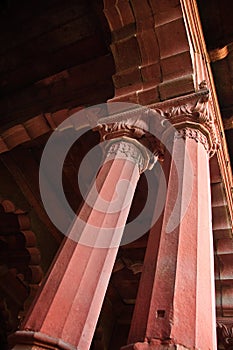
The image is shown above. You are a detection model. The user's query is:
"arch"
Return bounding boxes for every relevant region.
[103,0,195,103]
[0,199,43,347]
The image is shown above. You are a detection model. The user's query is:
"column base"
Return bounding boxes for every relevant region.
[8,330,76,350]
[121,340,190,350]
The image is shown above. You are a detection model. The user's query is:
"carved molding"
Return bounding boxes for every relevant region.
[97,121,145,140]
[217,322,233,349]
[153,90,210,124]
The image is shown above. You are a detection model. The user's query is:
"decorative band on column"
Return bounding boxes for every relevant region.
[174,127,209,152]
[105,137,156,174]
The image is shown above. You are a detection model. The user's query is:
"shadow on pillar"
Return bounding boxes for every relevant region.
[90,168,160,350]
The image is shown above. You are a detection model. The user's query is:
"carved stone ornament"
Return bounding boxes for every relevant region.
[105,138,150,174]
[92,107,165,173]
[217,322,233,349]
[96,121,164,158]
[92,88,219,164]
[151,88,220,157]
[174,127,209,152]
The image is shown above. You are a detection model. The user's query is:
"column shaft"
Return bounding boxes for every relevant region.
[123,132,216,349]
[10,139,146,350]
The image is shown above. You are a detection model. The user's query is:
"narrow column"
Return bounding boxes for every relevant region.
[122,95,218,350]
[9,131,155,350]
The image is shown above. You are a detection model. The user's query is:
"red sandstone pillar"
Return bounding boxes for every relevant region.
[122,97,218,350]
[9,134,155,350]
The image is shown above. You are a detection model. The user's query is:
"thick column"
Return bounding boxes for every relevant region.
[122,94,218,350]
[9,133,155,350]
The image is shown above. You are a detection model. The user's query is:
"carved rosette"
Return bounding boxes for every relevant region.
[217,322,233,349]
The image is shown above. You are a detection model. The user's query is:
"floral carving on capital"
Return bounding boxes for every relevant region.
[174,127,210,151]
[93,110,165,170]
[151,89,220,157]
[106,140,148,174]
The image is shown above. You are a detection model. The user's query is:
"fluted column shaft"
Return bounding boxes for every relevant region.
[147,131,216,349]
[9,137,153,350]
[122,94,218,350]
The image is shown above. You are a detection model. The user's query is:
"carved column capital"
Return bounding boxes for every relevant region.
[93,113,164,173]
[105,138,151,174]
[217,322,233,349]
[151,89,220,157]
